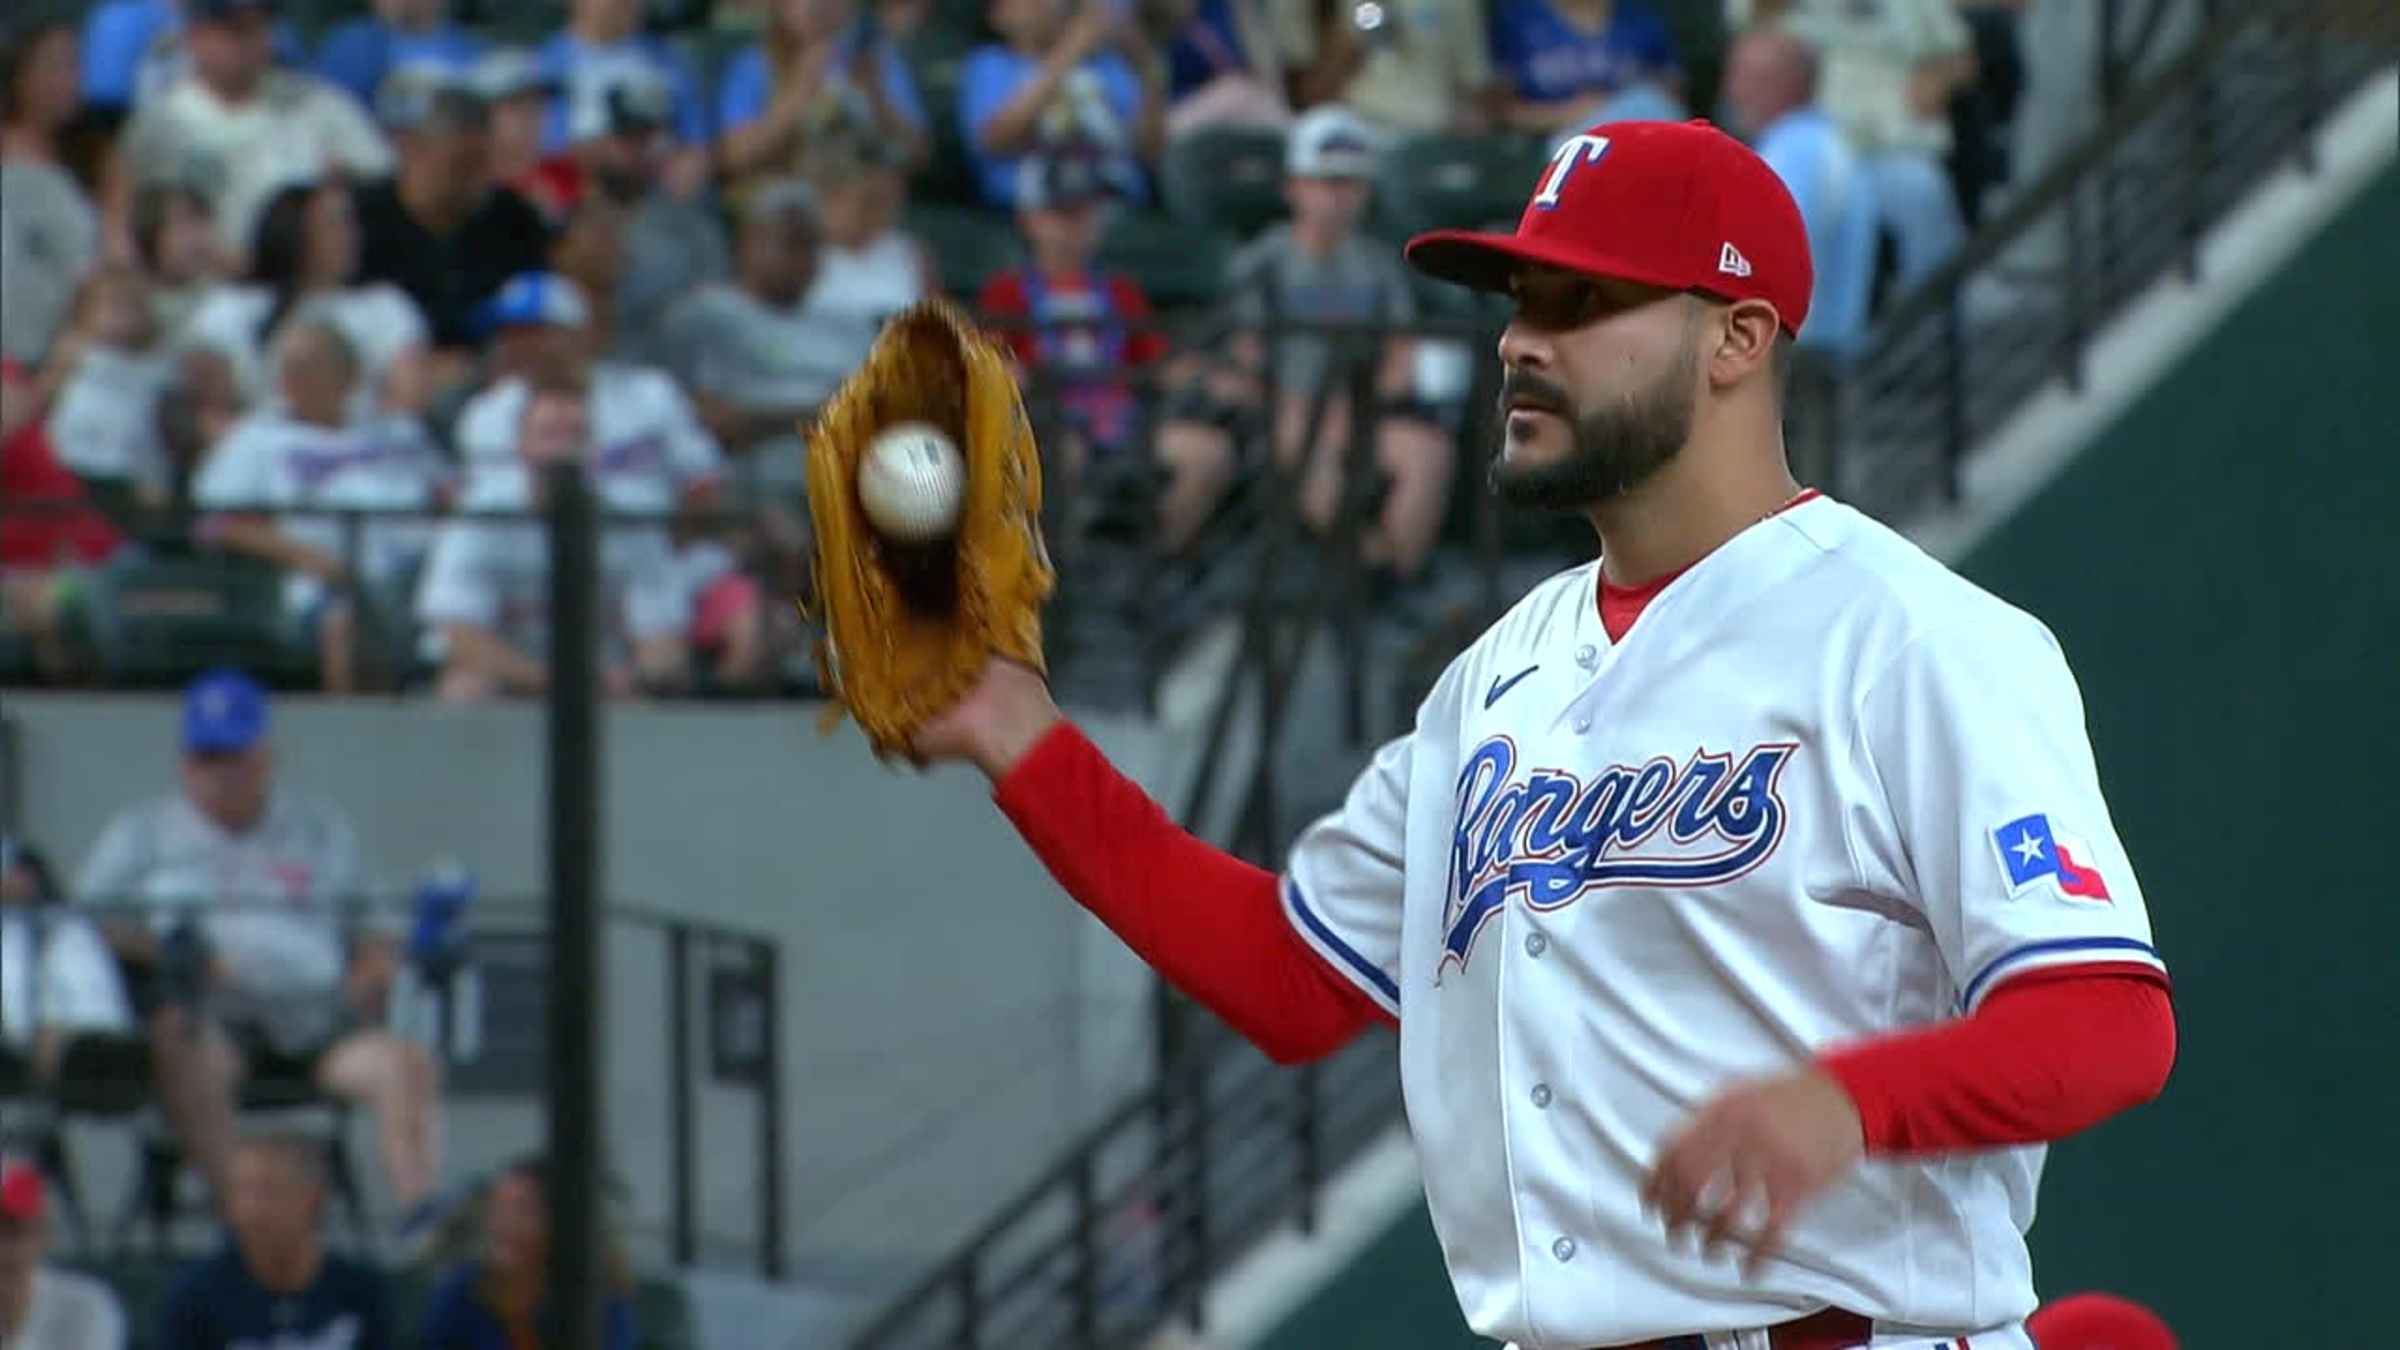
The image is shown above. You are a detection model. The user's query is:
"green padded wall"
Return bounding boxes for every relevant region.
[1258,165,2400,1349]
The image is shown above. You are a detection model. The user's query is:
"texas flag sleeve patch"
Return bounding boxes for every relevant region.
[1993,812,2113,901]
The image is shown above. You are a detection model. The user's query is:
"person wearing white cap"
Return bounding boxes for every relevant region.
[1218,105,1453,578]
[0,1157,127,1350]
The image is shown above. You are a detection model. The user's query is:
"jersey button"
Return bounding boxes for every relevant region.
[1524,931,1548,957]
[1575,644,1597,668]
[1570,716,1592,734]
[1530,1083,1551,1108]
[1551,1236,1577,1262]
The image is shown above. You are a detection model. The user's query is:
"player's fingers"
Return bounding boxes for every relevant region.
[1645,1127,1725,1241]
[1742,1183,1805,1281]
[1700,1154,1766,1264]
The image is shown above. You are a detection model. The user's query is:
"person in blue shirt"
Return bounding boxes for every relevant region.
[1723,26,1876,357]
[538,0,712,196]
[717,0,928,183]
[313,0,485,108]
[79,0,305,113]
[419,1157,636,1350]
[156,1134,394,1350]
[958,0,1162,209]
[1489,0,1683,135]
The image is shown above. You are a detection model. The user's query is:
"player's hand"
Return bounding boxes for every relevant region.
[910,656,1061,780]
[1641,1067,1865,1278]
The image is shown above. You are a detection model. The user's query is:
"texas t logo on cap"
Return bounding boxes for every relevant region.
[1404,119,1814,339]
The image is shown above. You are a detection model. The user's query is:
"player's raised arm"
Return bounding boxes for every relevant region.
[913,657,1395,1064]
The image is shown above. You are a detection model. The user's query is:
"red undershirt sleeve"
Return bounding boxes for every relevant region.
[1818,965,2176,1155]
[992,720,1391,1064]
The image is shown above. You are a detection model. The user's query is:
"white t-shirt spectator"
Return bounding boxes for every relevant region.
[45,345,178,491]
[194,409,450,612]
[414,490,691,665]
[3,1267,128,1350]
[805,231,928,332]
[76,792,363,1056]
[453,366,725,513]
[0,910,136,1049]
[180,283,430,415]
[120,70,395,256]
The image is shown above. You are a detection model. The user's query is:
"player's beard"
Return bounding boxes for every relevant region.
[1488,338,1697,511]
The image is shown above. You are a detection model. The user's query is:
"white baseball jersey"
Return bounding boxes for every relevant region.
[76,792,365,1056]
[453,364,725,514]
[1281,495,2164,1348]
[193,409,449,611]
[413,500,690,663]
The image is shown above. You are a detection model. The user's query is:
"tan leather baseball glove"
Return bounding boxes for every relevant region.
[802,299,1054,759]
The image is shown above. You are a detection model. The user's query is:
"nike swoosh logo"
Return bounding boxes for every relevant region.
[1484,665,1539,709]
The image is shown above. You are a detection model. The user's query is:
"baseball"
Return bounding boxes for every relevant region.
[856,422,966,544]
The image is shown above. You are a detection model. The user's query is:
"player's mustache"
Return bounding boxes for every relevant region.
[1498,370,1572,418]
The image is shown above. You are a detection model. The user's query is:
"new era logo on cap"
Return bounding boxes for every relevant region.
[1401,120,1814,338]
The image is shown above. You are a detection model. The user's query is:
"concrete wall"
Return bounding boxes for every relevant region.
[2,691,1184,1300]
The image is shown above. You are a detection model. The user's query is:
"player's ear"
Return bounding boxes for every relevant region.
[1706,299,1781,391]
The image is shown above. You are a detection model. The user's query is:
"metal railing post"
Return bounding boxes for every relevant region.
[668,927,695,1266]
[1184,1059,1211,1333]
[2181,52,2211,283]
[2062,185,2090,393]
[1941,293,1968,503]
[1296,1060,1323,1236]
[759,939,787,1279]
[957,1259,983,1350]
[1072,1151,1099,1346]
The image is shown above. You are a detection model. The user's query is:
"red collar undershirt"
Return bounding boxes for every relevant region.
[1598,489,1822,643]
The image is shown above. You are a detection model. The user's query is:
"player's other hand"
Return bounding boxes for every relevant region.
[1641,1068,1865,1279]
[910,656,1062,781]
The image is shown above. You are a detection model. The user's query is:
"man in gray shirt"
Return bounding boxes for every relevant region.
[76,671,445,1239]
[660,179,874,501]
[572,69,730,371]
[1220,106,1453,578]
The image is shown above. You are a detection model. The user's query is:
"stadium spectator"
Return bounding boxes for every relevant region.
[537,0,713,198]
[979,152,1235,554]
[0,1157,129,1350]
[802,135,936,333]
[717,0,931,183]
[476,48,561,200]
[1748,0,1972,289]
[1,19,102,368]
[661,180,856,497]
[1221,107,1451,577]
[129,181,234,339]
[1722,26,1877,354]
[79,0,305,115]
[1,361,123,682]
[1489,0,1685,134]
[44,265,180,507]
[1,838,138,1086]
[75,669,446,1230]
[156,1134,395,1350]
[354,79,556,354]
[194,321,449,693]
[1270,0,1496,134]
[959,0,1164,208]
[182,179,435,419]
[117,0,394,260]
[1155,0,1290,134]
[559,71,732,370]
[417,377,695,700]
[418,1156,636,1350]
[314,0,486,109]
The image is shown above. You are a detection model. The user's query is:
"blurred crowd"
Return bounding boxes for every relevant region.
[0,0,2123,699]
[4,668,643,1349]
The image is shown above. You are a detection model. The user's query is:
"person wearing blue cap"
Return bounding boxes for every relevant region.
[73,671,447,1244]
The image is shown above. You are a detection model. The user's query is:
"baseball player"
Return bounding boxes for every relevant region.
[913,119,2176,1349]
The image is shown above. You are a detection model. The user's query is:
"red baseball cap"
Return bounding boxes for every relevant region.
[0,1157,44,1224]
[2027,1293,2180,1350]
[1405,119,1813,337]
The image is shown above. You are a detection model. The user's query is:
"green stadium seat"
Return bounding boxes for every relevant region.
[1375,132,1555,240]
[1096,210,1233,313]
[78,548,312,690]
[907,202,1023,299]
[1161,125,1291,239]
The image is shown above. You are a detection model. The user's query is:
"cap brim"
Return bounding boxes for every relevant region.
[1404,227,1704,299]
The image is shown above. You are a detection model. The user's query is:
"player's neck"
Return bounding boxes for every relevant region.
[1586,422,1800,588]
